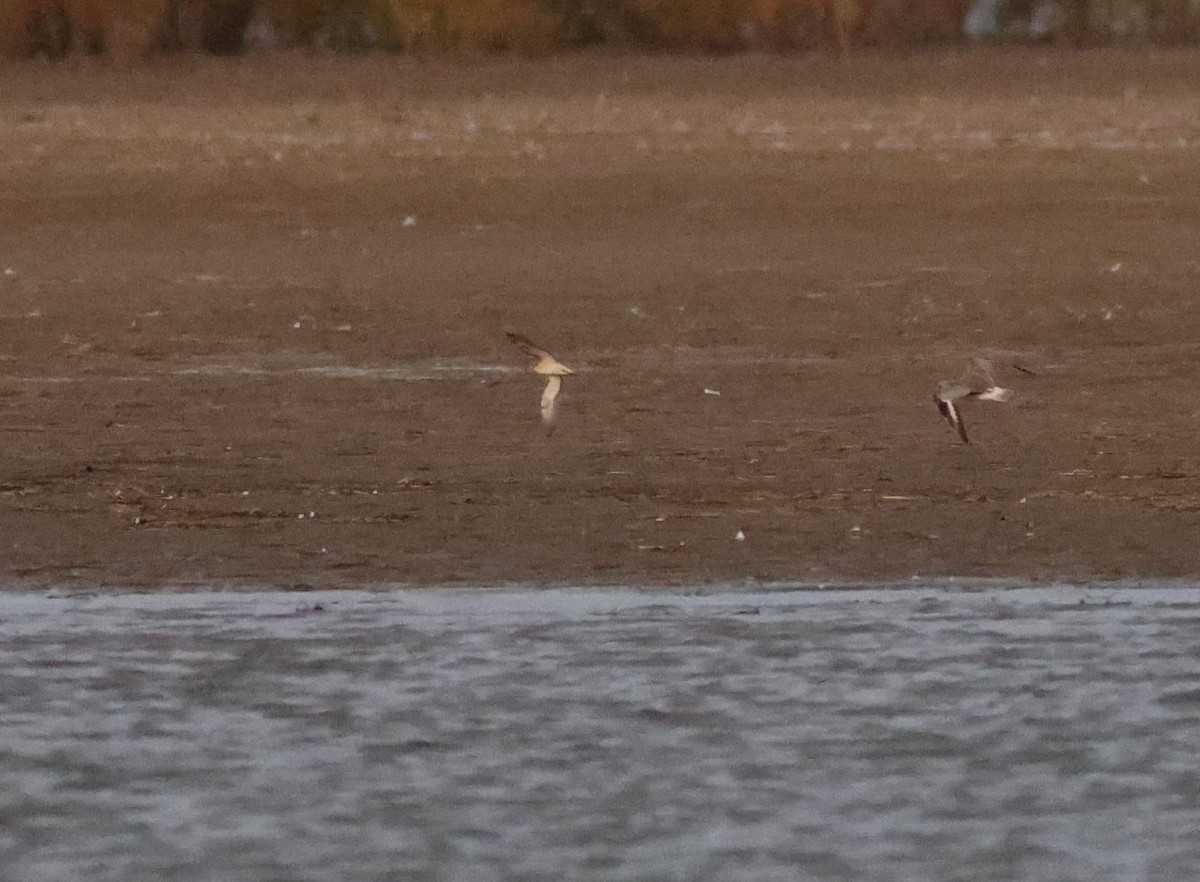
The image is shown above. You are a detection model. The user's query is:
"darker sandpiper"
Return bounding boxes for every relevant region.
[934,358,1013,445]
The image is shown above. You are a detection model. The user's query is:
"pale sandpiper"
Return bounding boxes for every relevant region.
[506,332,575,435]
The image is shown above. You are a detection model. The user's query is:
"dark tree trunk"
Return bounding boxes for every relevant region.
[202,0,256,54]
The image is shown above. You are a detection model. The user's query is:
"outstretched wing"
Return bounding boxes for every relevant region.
[936,396,970,445]
[506,332,555,366]
[540,375,562,427]
[965,357,1000,394]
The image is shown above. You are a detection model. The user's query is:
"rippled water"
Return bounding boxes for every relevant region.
[2,585,1199,881]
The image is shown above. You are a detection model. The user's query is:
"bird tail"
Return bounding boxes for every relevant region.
[978,386,1012,403]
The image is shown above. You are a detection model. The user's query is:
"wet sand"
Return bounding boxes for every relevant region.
[3,49,1200,589]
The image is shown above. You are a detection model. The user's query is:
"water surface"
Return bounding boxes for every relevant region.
[1,584,1198,881]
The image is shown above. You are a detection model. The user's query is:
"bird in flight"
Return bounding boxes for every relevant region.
[506,332,575,435]
[934,358,1013,445]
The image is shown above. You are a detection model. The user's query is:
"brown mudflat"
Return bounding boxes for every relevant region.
[2,49,1199,589]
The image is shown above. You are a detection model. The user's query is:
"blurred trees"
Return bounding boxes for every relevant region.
[12,0,169,62]
[2,0,1198,59]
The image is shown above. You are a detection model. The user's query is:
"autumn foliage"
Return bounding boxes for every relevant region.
[0,0,969,58]
[391,0,560,52]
